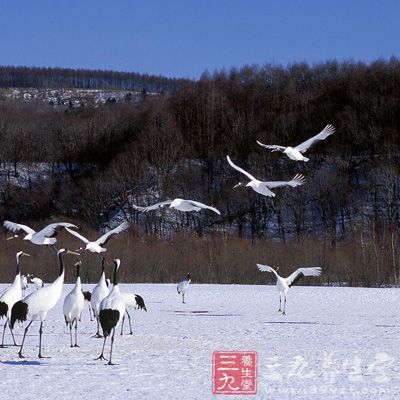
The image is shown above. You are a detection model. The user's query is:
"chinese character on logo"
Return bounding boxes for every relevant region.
[213,351,257,395]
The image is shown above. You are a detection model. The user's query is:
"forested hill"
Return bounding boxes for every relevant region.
[0,58,399,286]
[0,65,187,93]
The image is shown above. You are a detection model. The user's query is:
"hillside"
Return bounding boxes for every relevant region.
[0,59,399,286]
[1,87,155,108]
[0,65,187,92]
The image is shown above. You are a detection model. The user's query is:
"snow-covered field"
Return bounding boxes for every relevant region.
[0,283,399,399]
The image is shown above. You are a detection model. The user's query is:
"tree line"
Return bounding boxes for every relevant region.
[0,58,399,285]
[0,65,187,93]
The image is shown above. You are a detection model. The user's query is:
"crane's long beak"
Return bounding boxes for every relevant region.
[67,250,81,256]
[6,236,15,241]
[233,182,242,189]
[22,252,31,257]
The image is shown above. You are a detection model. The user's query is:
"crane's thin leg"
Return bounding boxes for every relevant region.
[278,294,282,313]
[88,304,94,321]
[38,321,50,358]
[74,319,79,347]
[93,317,102,338]
[9,321,18,346]
[95,336,108,361]
[282,296,287,316]
[18,321,33,358]
[0,319,7,347]
[182,292,185,304]
[69,322,73,347]
[107,328,117,366]
[120,315,125,335]
[96,317,100,336]
[127,311,132,335]
[49,245,59,254]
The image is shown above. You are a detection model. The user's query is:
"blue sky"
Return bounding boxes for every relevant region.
[0,0,399,79]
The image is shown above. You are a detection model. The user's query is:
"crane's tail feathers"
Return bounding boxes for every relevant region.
[0,302,8,318]
[10,301,28,329]
[99,309,120,337]
[134,294,147,311]
[82,291,92,302]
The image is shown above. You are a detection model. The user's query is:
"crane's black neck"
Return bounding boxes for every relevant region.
[101,258,105,274]
[113,261,119,286]
[76,263,80,278]
[57,252,65,276]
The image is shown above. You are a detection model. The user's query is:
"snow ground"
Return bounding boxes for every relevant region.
[0,284,399,400]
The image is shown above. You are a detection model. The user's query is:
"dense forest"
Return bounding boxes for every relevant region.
[0,59,399,286]
[0,65,187,93]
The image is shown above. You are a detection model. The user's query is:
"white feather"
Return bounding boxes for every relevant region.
[30,277,43,290]
[91,272,110,318]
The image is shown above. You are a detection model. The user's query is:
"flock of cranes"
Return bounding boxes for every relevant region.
[0,245,147,364]
[0,124,334,364]
[0,222,147,364]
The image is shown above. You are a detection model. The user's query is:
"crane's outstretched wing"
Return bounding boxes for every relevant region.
[294,125,335,153]
[3,221,35,235]
[264,174,306,189]
[285,267,322,287]
[132,200,173,212]
[256,141,286,151]
[37,222,78,238]
[65,227,90,244]
[187,200,221,215]
[96,221,130,246]
[257,263,279,277]
[226,156,257,181]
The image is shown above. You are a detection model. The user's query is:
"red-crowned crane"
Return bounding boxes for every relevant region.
[0,251,30,347]
[90,258,110,337]
[63,260,85,347]
[11,249,79,358]
[177,273,191,304]
[256,124,335,162]
[120,293,147,335]
[257,264,322,315]
[132,199,220,215]
[96,259,126,365]
[65,221,129,254]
